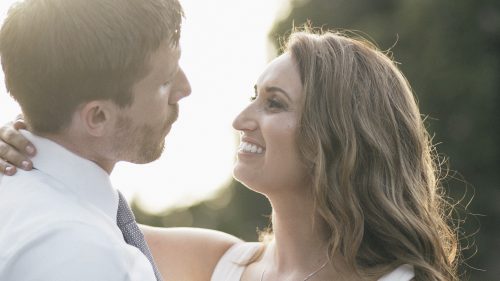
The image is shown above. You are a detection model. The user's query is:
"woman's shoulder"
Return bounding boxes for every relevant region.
[378,264,414,281]
[210,242,263,281]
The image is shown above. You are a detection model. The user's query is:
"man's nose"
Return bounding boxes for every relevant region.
[170,68,191,104]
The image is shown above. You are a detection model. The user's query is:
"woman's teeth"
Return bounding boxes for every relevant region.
[239,141,264,154]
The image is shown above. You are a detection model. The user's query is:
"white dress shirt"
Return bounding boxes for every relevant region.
[0,130,156,281]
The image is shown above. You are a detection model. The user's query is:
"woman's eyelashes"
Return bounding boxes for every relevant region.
[267,97,286,110]
[249,92,287,111]
[249,92,258,102]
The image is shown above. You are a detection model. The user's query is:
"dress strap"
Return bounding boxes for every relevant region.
[210,242,262,281]
[378,264,414,281]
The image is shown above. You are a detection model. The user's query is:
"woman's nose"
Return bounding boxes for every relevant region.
[232,104,258,132]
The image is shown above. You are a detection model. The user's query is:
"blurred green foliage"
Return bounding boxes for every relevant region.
[134,180,271,241]
[135,0,499,280]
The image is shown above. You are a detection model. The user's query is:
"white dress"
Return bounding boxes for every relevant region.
[211,242,415,281]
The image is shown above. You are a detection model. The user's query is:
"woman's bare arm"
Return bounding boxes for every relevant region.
[141,225,242,281]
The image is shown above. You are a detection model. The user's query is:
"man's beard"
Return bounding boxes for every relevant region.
[112,115,168,164]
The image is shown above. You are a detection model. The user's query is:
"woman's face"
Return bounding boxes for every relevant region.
[232,53,309,194]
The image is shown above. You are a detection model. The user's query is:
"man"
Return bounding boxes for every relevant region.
[0,0,191,279]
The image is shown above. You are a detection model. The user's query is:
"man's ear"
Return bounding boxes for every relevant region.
[78,101,116,137]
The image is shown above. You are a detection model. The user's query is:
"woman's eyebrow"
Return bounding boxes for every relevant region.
[254,84,292,102]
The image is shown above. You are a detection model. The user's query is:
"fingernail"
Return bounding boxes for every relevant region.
[5,166,14,175]
[21,161,31,170]
[26,145,35,155]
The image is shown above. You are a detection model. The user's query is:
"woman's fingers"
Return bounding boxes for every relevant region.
[0,138,33,171]
[0,122,35,173]
[0,158,16,176]
[13,119,27,130]
[0,122,35,156]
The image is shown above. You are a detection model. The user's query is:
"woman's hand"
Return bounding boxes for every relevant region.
[0,118,36,175]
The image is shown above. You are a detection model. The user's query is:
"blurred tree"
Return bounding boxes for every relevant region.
[135,0,499,280]
[134,180,271,242]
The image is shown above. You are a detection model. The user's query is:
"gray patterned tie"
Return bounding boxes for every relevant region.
[116,191,163,281]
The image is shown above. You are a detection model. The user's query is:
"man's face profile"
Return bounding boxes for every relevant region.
[110,41,191,164]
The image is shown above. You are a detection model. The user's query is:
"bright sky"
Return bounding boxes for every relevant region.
[0,0,290,213]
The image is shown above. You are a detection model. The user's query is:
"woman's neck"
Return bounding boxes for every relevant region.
[263,190,333,279]
[263,188,370,281]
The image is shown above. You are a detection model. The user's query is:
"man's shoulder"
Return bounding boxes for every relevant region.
[0,186,156,280]
[0,221,156,281]
[0,170,119,259]
[0,168,60,199]
[0,169,86,223]
[0,200,120,258]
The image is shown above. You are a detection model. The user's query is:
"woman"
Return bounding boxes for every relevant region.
[0,29,459,280]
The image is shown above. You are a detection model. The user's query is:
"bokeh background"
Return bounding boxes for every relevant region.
[133,1,499,280]
[0,0,498,280]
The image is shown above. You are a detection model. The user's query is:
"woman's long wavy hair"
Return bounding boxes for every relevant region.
[286,30,459,280]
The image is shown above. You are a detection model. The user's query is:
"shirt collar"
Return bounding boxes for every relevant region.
[20,130,119,222]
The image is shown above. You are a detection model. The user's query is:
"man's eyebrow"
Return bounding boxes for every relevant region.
[166,66,179,80]
[166,48,182,79]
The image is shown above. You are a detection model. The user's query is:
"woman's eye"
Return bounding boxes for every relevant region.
[267,98,285,109]
[249,92,286,111]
